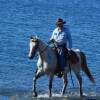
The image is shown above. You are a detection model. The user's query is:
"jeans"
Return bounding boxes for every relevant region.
[57,44,66,71]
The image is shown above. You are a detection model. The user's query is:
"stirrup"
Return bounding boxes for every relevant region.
[57,71,63,78]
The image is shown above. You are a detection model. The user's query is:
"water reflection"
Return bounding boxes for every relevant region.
[10,96,16,100]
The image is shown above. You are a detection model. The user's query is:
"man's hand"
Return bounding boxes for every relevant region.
[48,39,55,44]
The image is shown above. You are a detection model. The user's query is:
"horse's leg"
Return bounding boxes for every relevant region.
[32,70,44,97]
[48,74,54,97]
[61,74,68,96]
[75,73,83,97]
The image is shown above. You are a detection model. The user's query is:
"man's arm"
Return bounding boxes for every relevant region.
[66,29,72,48]
[50,30,55,41]
[48,30,55,44]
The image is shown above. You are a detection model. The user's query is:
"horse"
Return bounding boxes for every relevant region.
[28,36,95,97]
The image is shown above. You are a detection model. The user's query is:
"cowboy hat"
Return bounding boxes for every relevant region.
[56,18,66,25]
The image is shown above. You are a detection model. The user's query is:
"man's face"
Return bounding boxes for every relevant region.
[57,23,63,28]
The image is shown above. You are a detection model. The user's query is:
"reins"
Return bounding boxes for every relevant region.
[38,41,57,55]
[38,42,50,55]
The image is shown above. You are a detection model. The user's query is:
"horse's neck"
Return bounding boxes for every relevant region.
[38,40,47,51]
[38,40,48,58]
[38,39,57,69]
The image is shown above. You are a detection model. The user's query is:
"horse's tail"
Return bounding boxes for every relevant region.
[80,51,95,83]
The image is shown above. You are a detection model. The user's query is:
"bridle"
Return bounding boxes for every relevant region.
[31,38,50,55]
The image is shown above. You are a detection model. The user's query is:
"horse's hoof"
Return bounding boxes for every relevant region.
[33,92,38,97]
[61,93,64,96]
[80,94,84,98]
[49,95,52,98]
[48,93,52,98]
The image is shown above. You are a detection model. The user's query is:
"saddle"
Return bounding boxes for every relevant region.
[53,47,79,65]
[53,47,79,77]
[67,49,79,64]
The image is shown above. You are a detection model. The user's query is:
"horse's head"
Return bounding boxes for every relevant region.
[28,36,39,59]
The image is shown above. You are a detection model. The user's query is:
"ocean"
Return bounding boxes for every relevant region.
[0,0,100,100]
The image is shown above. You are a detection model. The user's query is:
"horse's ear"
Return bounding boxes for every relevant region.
[35,36,39,40]
[35,36,38,39]
[30,35,39,41]
[30,36,33,39]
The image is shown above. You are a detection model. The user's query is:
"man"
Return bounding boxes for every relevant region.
[50,18,72,72]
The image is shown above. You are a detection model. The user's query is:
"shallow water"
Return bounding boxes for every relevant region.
[0,92,100,100]
[0,0,100,100]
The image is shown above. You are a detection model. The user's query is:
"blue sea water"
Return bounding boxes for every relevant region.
[0,0,100,99]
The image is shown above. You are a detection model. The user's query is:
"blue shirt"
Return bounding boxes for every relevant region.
[50,27,72,48]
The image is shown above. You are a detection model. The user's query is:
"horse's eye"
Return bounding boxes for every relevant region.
[32,40,35,42]
[35,41,38,43]
[32,40,38,43]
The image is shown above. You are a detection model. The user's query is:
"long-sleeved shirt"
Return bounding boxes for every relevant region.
[50,27,72,48]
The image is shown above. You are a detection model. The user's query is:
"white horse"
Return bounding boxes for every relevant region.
[28,36,95,97]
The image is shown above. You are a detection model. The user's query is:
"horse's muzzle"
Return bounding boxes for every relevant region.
[28,54,34,59]
[28,56,33,59]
